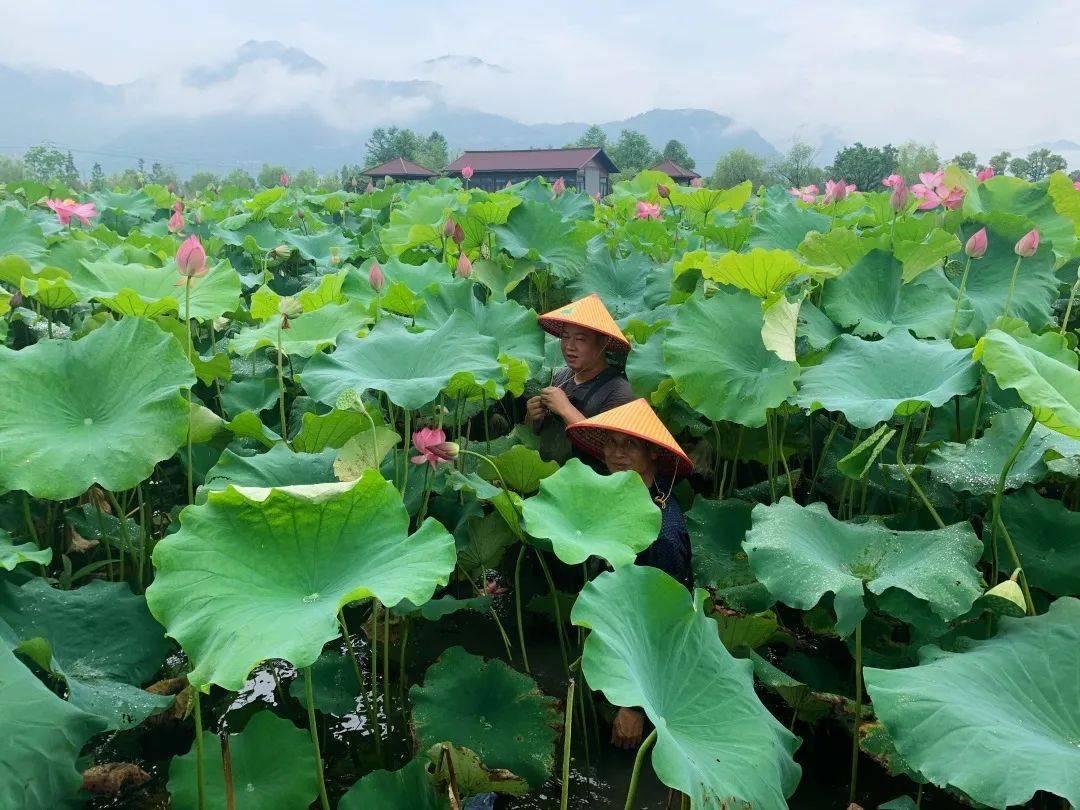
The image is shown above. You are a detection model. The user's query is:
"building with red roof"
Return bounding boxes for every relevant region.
[446,147,619,195]
[361,157,439,183]
[650,159,701,185]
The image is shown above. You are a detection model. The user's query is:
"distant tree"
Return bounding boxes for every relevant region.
[568,125,608,149]
[417,131,449,171]
[365,127,424,166]
[186,171,220,194]
[828,142,899,190]
[257,163,289,187]
[711,149,774,189]
[290,168,318,188]
[1070,169,1080,182]
[661,139,695,171]
[88,162,106,190]
[1008,148,1067,182]
[988,151,1012,175]
[772,142,823,188]
[316,172,343,192]
[106,168,145,189]
[895,141,939,183]
[608,129,660,176]
[148,162,179,187]
[23,144,79,186]
[222,168,256,190]
[339,163,365,190]
[950,151,978,172]
[0,155,27,184]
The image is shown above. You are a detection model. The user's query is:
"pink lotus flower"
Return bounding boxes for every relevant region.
[452,223,465,245]
[788,185,818,204]
[977,167,995,182]
[172,199,184,213]
[279,172,290,187]
[823,179,855,203]
[889,182,909,213]
[1014,229,1039,257]
[365,182,375,193]
[167,209,185,234]
[461,165,474,180]
[881,174,904,189]
[175,235,208,279]
[552,177,566,196]
[657,183,670,199]
[44,198,99,226]
[443,218,457,238]
[592,192,602,201]
[690,177,702,188]
[918,170,945,188]
[1074,180,1080,191]
[965,228,988,259]
[635,200,662,220]
[911,181,965,211]
[368,261,384,292]
[456,253,473,278]
[483,575,507,597]
[411,428,456,469]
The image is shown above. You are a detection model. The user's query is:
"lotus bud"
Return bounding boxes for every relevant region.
[504,180,513,189]
[296,208,305,219]
[965,227,988,259]
[690,177,702,188]
[172,199,184,213]
[368,261,385,292]
[552,176,566,196]
[167,182,175,193]
[167,209,185,234]
[452,223,465,245]
[330,247,341,266]
[881,174,904,189]
[976,166,995,182]
[1014,229,1039,257]
[213,316,230,332]
[889,182,909,213]
[10,290,23,308]
[443,217,457,238]
[365,182,375,193]
[461,165,474,180]
[431,441,460,461]
[279,172,290,187]
[656,183,670,199]
[272,245,292,259]
[456,253,473,278]
[176,235,208,278]
[277,296,302,329]
[985,570,1026,614]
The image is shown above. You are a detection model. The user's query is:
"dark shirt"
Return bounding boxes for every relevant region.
[636,482,693,590]
[551,366,633,420]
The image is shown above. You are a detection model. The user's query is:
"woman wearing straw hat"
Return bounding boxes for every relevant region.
[528,294,633,437]
[566,398,694,750]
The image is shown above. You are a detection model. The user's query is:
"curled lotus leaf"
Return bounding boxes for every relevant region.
[230,301,370,357]
[0,316,195,500]
[571,565,801,808]
[0,529,51,571]
[146,474,456,690]
[864,597,1080,808]
[339,757,447,810]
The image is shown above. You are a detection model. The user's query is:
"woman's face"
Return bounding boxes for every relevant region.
[560,326,607,373]
[602,433,658,482]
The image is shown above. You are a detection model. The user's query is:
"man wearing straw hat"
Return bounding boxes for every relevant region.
[566,398,694,750]
[528,293,633,438]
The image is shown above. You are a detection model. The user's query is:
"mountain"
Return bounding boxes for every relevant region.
[0,42,779,177]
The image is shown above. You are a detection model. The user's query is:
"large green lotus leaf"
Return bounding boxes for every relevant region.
[282,228,355,264]
[339,758,447,810]
[571,565,801,807]
[379,192,458,255]
[794,331,979,429]
[669,181,753,220]
[168,710,318,810]
[665,289,800,427]
[798,227,881,270]
[748,187,831,250]
[394,594,493,621]
[290,408,373,453]
[0,644,103,810]
[1000,488,1080,597]
[416,279,545,372]
[924,408,1080,495]
[66,259,240,321]
[890,220,961,282]
[974,325,1080,438]
[685,498,773,612]
[821,250,970,339]
[332,426,400,481]
[0,529,51,571]
[200,445,337,501]
[493,199,587,279]
[865,598,1080,808]
[302,312,504,410]
[521,458,660,566]
[744,498,983,637]
[0,205,47,261]
[230,300,369,357]
[0,317,194,500]
[626,328,668,399]
[153,316,232,385]
[476,444,557,495]
[695,247,831,297]
[410,646,559,789]
[569,246,661,320]
[287,645,359,716]
[146,474,456,690]
[0,579,172,730]
[950,226,1059,337]
[90,188,156,220]
[974,175,1078,266]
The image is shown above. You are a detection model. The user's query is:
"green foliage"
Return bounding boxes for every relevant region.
[608,128,661,176]
[661,138,695,171]
[711,148,774,189]
[828,142,899,189]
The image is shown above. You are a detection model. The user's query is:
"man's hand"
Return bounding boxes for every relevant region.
[611,707,644,749]
[526,395,547,426]
[540,386,573,419]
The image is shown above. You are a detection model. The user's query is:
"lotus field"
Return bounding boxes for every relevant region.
[2,166,1080,810]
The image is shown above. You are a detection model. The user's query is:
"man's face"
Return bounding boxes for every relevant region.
[602,433,657,479]
[560,326,605,372]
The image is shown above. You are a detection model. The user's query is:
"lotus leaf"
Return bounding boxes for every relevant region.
[338,757,447,810]
[230,300,369,357]
[522,458,660,566]
[146,474,456,690]
[410,646,559,788]
[290,408,373,453]
[168,710,318,810]
[696,247,826,297]
[798,227,879,270]
[761,294,800,362]
[477,444,557,495]
[493,199,587,279]
[0,206,47,260]
[0,530,51,571]
[200,445,337,500]
[332,426,400,480]
[426,743,530,798]
[1000,487,1080,597]
[748,188,830,250]
[685,497,773,612]
[571,565,801,808]
[746,498,983,637]
[864,597,1080,808]
[288,645,360,716]
[0,316,194,500]
[665,289,800,427]
[380,192,458,255]
[795,331,979,429]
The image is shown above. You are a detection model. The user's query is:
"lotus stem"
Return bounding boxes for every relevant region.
[895,415,946,529]
[105,490,135,583]
[561,677,575,810]
[382,602,391,711]
[1003,256,1023,317]
[514,545,531,674]
[623,727,658,810]
[136,485,148,592]
[339,611,382,761]
[1061,277,1080,335]
[369,600,380,720]
[221,728,235,810]
[809,418,841,499]
[765,410,778,503]
[304,667,332,810]
[849,619,863,806]
[275,328,289,443]
[970,373,987,440]
[949,255,973,339]
[460,450,509,492]
[916,782,924,808]
[192,689,207,810]
[185,278,195,504]
[536,548,570,673]
[990,413,1038,615]
[439,743,462,809]
[711,421,723,498]
[398,616,410,700]
[778,412,795,499]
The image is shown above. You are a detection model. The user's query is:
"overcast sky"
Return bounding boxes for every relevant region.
[3,0,1078,159]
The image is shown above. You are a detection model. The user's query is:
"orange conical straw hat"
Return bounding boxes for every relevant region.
[537,293,631,352]
[566,398,693,478]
